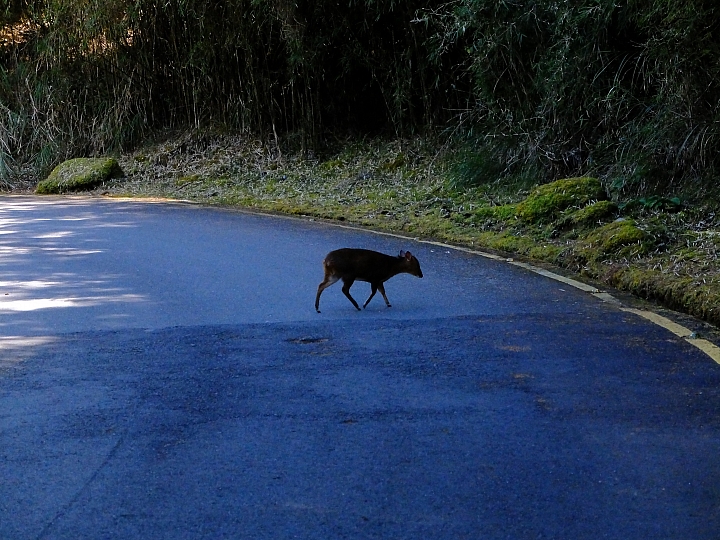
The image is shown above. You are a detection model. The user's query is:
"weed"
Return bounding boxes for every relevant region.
[619,196,682,213]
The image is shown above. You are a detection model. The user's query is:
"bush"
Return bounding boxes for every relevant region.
[2,0,719,194]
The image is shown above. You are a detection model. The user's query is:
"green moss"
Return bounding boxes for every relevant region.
[565,200,618,226]
[528,244,564,262]
[515,177,607,223]
[475,231,537,255]
[606,267,720,326]
[36,158,123,194]
[577,219,649,260]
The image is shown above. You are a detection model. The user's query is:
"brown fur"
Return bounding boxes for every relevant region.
[315,248,423,312]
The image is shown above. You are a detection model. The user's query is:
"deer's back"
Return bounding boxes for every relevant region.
[324,248,398,282]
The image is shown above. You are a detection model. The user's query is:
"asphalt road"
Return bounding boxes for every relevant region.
[1,196,719,539]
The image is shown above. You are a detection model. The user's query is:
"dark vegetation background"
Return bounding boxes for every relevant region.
[1,0,719,197]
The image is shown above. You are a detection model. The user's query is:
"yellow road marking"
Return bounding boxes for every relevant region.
[621,308,720,365]
[507,261,601,293]
[690,339,720,364]
[620,308,694,337]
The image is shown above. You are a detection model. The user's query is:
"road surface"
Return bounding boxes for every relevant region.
[1,196,719,539]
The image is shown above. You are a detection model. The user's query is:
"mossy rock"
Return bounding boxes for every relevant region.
[36,158,123,194]
[515,177,607,223]
[577,219,650,260]
[563,200,618,227]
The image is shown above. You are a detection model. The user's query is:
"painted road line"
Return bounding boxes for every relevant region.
[592,292,623,304]
[507,261,601,293]
[621,307,720,365]
[690,339,720,364]
[620,308,694,337]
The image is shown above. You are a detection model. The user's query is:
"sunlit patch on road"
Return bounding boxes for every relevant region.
[0,294,146,312]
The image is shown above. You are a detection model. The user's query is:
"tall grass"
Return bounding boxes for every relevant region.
[426,0,720,195]
[1,0,718,194]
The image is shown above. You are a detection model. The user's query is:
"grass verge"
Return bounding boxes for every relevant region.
[36,132,720,328]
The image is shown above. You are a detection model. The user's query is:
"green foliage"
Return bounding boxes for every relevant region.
[2,0,720,194]
[425,0,720,191]
[447,146,504,188]
[619,196,682,213]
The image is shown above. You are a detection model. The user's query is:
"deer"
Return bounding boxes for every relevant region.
[315,248,423,313]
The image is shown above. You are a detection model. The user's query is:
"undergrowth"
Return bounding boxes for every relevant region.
[2,1,720,194]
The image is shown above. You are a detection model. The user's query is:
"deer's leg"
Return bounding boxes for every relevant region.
[378,283,392,307]
[363,284,378,309]
[341,278,361,311]
[315,274,339,313]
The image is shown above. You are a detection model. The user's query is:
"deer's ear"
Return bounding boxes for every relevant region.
[399,250,406,258]
[404,251,412,260]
